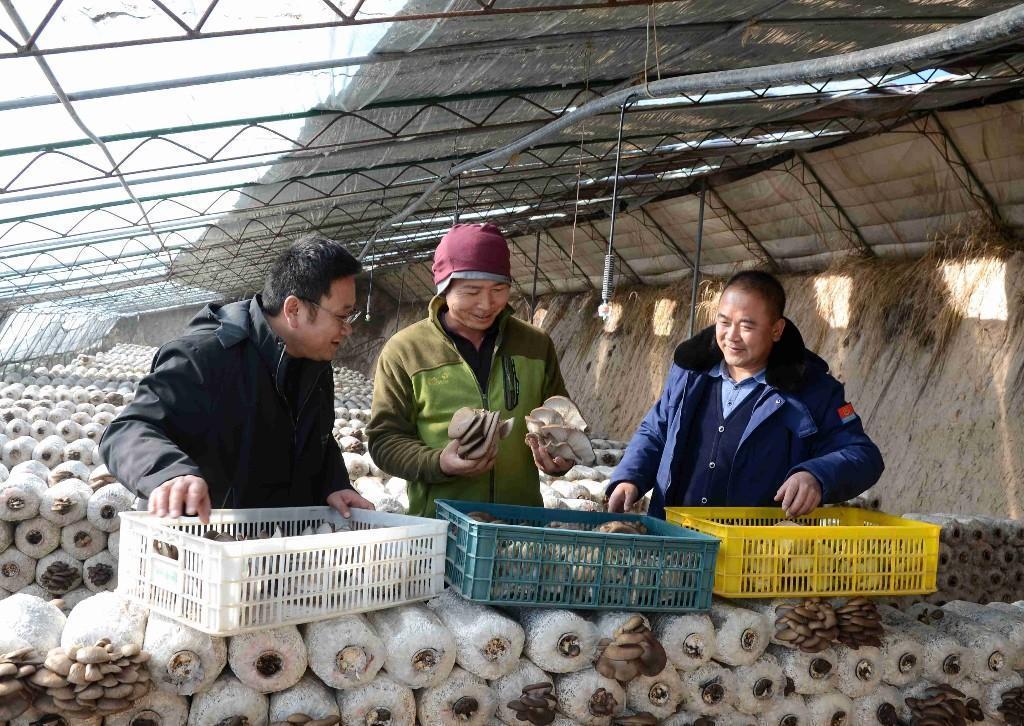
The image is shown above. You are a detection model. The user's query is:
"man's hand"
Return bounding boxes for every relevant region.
[607,481,640,513]
[775,471,822,517]
[526,435,573,477]
[439,438,497,478]
[327,489,376,519]
[149,475,211,524]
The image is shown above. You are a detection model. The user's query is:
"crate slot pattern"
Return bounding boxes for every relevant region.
[665,507,940,598]
[116,507,446,635]
[436,499,718,612]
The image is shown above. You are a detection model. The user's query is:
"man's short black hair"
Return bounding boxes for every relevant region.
[723,270,786,320]
[262,234,362,315]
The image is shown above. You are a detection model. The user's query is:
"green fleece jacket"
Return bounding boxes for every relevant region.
[367,297,568,517]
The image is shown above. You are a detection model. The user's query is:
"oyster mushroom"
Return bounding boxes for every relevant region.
[30,639,152,717]
[542,397,588,432]
[0,646,43,721]
[505,681,557,725]
[594,616,668,684]
[446,409,513,462]
[834,598,884,649]
[525,397,594,466]
[48,461,90,486]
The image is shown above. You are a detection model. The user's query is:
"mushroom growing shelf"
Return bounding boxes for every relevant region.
[435,499,718,612]
[117,507,446,635]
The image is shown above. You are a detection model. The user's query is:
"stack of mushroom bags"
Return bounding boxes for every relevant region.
[899,514,1024,605]
[0,350,146,611]
[1,584,1024,725]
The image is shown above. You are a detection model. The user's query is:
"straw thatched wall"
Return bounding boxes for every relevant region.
[330,235,1024,518]
[535,243,1024,518]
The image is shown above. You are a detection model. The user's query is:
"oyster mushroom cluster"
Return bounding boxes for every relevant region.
[448,408,514,460]
[38,559,82,594]
[588,687,619,718]
[270,715,341,726]
[467,511,508,525]
[30,639,151,717]
[905,685,984,725]
[0,646,42,720]
[595,616,668,683]
[774,599,839,652]
[85,561,115,589]
[525,396,595,466]
[506,682,558,725]
[999,684,1024,723]
[835,598,884,648]
[595,520,648,535]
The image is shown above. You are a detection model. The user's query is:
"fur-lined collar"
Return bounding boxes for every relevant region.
[673,319,822,394]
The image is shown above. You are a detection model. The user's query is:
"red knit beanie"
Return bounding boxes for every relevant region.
[432,223,512,293]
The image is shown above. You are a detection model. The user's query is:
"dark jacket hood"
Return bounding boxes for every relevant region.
[673,318,828,394]
[188,296,295,392]
[187,297,262,345]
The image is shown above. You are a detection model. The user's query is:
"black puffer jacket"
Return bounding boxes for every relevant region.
[100,297,351,508]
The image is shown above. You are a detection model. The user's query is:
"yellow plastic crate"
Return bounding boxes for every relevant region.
[664,507,940,598]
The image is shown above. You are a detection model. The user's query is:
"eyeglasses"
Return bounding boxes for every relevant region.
[303,299,362,326]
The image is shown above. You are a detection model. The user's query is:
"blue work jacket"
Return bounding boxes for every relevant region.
[611,322,884,519]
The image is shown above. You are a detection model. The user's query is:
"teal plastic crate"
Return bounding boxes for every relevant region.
[435,499,719,611]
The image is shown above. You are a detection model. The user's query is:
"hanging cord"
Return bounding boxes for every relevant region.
[599,99,631,321]
[454,173,462,224]
[363,187,389,322]
[531,230,541,321]
[642,4,664,98]
[569,42,592,276]
[453,132,462,225]
[364,264,373,323]
[393,265,407,337]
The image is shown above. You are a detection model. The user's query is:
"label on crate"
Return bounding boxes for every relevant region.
[151,559,180,589]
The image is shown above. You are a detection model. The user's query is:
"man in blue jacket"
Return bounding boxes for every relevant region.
[608,270,883,519]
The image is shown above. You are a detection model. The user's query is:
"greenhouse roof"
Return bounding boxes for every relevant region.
[1,0,1023,314]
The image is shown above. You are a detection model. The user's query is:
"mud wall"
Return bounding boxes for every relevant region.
[534,253,1024,518]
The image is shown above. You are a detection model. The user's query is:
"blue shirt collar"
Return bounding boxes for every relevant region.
[709,360,767,385]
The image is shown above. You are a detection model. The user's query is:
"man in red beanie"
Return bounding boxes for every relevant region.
[367,223,573,516]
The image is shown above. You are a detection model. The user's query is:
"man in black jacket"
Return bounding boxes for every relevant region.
[100,235,374,523]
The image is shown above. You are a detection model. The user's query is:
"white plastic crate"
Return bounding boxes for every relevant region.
[117,506,447,635]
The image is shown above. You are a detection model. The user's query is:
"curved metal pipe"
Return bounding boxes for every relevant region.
[359,3,1024,259]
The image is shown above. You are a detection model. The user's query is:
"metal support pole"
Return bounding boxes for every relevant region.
[689,186,705,337]
[360,4,1024,253]
[600,100,631,319]
[364,264,374,323]
[531,230,541,320]
[393,265,407,337]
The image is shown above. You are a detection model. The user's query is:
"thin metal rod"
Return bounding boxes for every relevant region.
[507,232,557,295]
[610,0,790,92]
[359,3,1024,257]
[689,187,705,338]
[0,0,171,265]
[636,208,694,270]
[393,264,407,337]
[0,1,698,61]
[0,20,718,113]
[531,230,541,319]
[604,101,630,289]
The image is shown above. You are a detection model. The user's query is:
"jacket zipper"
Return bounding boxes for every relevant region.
[444,331,503,504]
[484,333,502,504]
[273,345,329,488]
